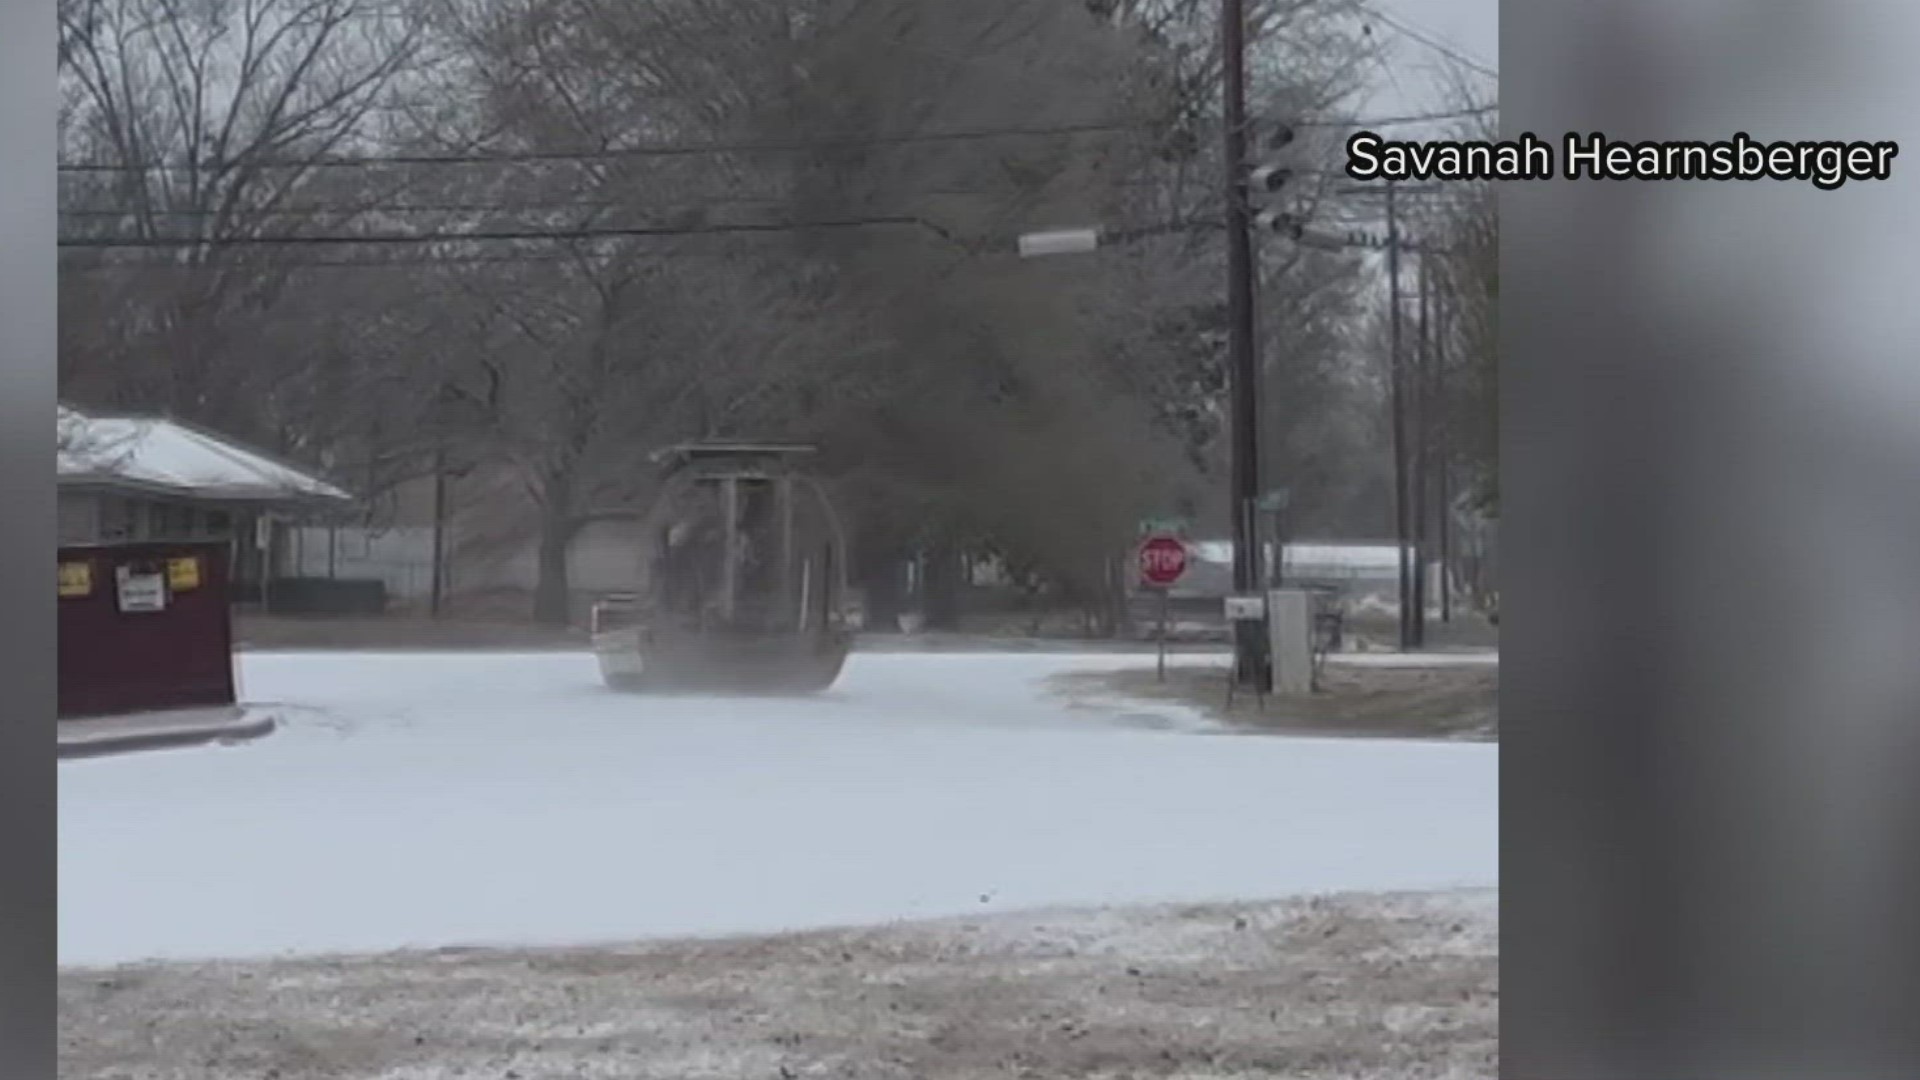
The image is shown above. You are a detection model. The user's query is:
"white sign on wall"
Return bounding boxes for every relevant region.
[1223,594,1267,621]
[115,564,168,613]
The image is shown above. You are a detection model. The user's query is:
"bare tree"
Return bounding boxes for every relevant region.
[780,0,1386,621]
[58,0,1397,629]
[58,0,428,432]
[1428,75,1498,516]
[509,0,1182,625]
[1085,0,1382,535]
[383,0,881,622]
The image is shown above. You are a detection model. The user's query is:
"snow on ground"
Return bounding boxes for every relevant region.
[59,651,1495,967]
[1131,649,1497,670]
[1326,650,1499,668]
[61,890,1498,1080]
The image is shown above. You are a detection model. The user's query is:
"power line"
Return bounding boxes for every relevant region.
[59,161,1380,232]
[55,215,956,251]
[56,161,1433,252]
[58,135,1489,220]
[57,184,1105,220]
[56,106,1498,176]
[1333,182,1459,197]
[55,119,1153,174]
[56,177,1376,252]
[56,173,1422,252]
[1360,5,1497,80]
[55,211,1241,270]
[1303,228,1466,256]
[1293,104,1494,129]
[1362,18,1416,114]
[42,186,1158,222]
[58,249,798,272]
[59,193,907,219]
[58,196,774,219]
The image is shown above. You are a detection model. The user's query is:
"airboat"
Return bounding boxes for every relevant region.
[589,442,855,695]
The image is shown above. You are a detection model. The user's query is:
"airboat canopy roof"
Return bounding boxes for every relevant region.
[649,441,820,471]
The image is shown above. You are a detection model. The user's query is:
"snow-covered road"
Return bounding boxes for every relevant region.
[59,651,1496,966]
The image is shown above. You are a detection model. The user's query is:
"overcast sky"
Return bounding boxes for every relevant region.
[1353,0,1498,126]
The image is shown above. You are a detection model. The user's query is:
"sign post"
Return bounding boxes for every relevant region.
[1256,487,1290,589]
[1156,587,1170,681]
[1136,532,1189,682]
[1223,593,1269,709]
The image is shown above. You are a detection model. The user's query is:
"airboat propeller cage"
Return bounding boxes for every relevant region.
[592,441,855,694]
[639,442,850,629]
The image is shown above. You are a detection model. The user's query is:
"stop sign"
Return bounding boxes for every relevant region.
[1137,534,1188,588]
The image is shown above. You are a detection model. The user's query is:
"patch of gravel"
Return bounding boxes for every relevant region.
[60,890,1495,1079]
[1050,662,1498,742]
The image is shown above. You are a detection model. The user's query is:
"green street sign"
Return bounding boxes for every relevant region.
[1138,517,1191,536]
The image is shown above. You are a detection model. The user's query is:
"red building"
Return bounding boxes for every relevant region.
[57,406,352,719]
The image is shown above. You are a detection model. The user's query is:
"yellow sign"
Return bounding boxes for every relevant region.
[167,556,202,591]
[58,561,92,598]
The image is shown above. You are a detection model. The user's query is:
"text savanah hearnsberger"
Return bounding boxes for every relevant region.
[1345,130,1897,190]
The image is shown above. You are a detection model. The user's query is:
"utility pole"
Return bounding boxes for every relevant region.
[1221,0,1267,690]
[1385,178,1412,651]
[1332,177,1449,649]
[1435,288,1454,622]
[1413,251,1431,648]
[429,443,448,619]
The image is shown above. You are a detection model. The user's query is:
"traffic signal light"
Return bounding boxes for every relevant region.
[1248,165,1293,193]
[1253,208,1305,240]
[1248,120,1304,243]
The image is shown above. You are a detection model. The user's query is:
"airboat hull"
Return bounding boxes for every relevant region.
[590,440,856,697]
[595,626,852,695]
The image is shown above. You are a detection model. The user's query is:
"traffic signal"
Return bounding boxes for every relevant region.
[1247,120,1307,243]
[1253,208,1305,240]
[1247,120,1303,240]
[1248,165,1293,193]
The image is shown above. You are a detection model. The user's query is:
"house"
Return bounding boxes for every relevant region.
[58,405,354,580]
[56,404,353,718]
[281,464,647,618]
[1180,541,1429,599]
[1125,540,1449,641]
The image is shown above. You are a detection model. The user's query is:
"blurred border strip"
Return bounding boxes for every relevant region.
[0,0,58,1074]
[1503,2,1920,1077]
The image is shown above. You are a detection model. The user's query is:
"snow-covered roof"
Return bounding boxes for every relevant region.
[1191,541,1406,573]
[57,405,352,505]
[1284,544,1406,572]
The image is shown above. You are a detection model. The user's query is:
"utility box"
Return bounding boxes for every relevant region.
[57,541,236,719]
[1266,589,1315,694]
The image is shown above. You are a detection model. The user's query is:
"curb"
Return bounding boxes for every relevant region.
[59,710,277,760]
[852,634,1234,654]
